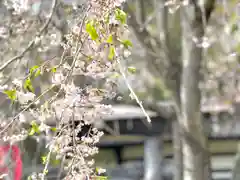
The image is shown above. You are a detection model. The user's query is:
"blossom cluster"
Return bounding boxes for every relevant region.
[0,0,128,179]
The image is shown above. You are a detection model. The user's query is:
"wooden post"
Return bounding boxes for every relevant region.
[144,136,163,180]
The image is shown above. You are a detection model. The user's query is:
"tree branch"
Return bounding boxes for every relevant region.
[203,0,215,22]
[124,3,160,58]
[190,0,215,23]
[0,0,58,71]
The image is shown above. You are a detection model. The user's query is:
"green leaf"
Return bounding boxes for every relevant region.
[127,66,136,74]
[50,127,57,132]
[28,121,40,136]
[35,69,41,77]
[43,169,48,175]
[95,176,108,180]
[87,56,94,62]
[30,65,39,74]
[115,8,127,24]
[28,128,35,136]
[3,89,17,102]
[24,78,34,92]
[30,65,41,77]
[111,72,120,78]
[120,39,132,48]
[108,46,115,60]
[86,22,99,41]
[41,155,47,165]
[107,34,113,44]
[51,67,57,73]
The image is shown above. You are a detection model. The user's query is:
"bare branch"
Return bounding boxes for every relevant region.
[203,0,215,23]
[117,56,152,127]
[0,0,58,71]
[124,3,160,57]
[190,0,215,23]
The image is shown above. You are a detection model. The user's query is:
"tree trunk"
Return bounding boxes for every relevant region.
[231,102,240,180]
[172,120,183,180]
[180,2,211,180]
[125,0,215,179]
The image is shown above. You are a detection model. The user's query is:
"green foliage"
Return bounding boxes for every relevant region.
[107,34,113,44]
[94,176,108,180]
[1,0,130,179]
[28,121,40,136]
[51,67,57,73]
[127,66,136,74]
[120,39,132,48]
[115,8,127,24]
[94,167,108,179]
[86,21,99,41]
[41,155,47,164]
[108,46,115,60]
[3,89,17,102]
[30,65,39,74]
[29,65,41,77]
[34,69,41,77]
[43,169,48,175]
[41,153,61,166]
[24,78,34,93]
[111,72,120,78]
[50,127,57,132]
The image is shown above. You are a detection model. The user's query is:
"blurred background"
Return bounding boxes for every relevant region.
[0,0,240,180]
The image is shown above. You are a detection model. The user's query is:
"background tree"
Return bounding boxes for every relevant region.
[120,0,240,180]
